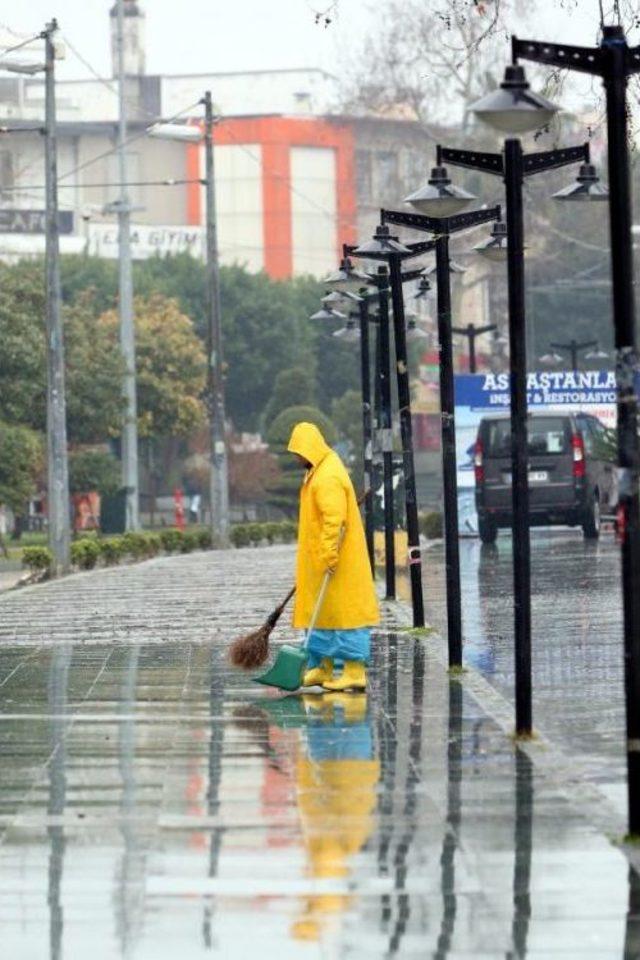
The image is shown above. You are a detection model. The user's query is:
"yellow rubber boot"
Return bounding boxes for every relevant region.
[302,657,334,688]
[323,660,367,692]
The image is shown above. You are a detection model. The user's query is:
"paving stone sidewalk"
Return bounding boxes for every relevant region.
[0,545,638,958]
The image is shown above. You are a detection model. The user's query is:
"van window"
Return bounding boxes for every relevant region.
[485,417,570,457]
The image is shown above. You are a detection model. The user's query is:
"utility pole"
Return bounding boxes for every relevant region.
[203,91,229,544]
[44,20,71,575]
[116,0,139,530]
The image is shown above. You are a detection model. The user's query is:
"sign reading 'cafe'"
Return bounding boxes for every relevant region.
[0,209,74,234]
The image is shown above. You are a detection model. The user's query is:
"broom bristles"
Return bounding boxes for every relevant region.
[228,585,296,670]
[228,622,273,670]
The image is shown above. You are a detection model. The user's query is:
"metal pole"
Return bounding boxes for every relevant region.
[435,236,463,667]
[388,255,425,626]
[570,340,578,373]
[601,24,640,835]
[505,138,533,737]
[468,325,477,374]
[358,296,375,573]
[44,21,71,575]
[116,0,139,530]
[203,91,230,545]
[377,267,396,599]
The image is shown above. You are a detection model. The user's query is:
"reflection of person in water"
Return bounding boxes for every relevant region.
[291,693,380,943]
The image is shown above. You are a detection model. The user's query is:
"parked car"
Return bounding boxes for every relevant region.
[473,411,616,543]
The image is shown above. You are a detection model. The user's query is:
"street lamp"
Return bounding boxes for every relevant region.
[511,26,640,832]
[473,219,509,262]
[547,338,599,372]
[553,160,609,201]
[381,204,501,667]
[472,63,558,134]
[405,165,476,217]
[322,257,370,293]
[584,344,610,362]
[538,351,564,366]
[351,225,436,627]
[452,323,498,374]
[431,62,603,736]
[0,24,71,574]
[148,93,230,545]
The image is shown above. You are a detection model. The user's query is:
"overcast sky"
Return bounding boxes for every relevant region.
[0,0,614,82]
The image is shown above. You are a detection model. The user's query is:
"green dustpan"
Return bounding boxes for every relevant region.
[253,565,334,692]
[253,644,307,691]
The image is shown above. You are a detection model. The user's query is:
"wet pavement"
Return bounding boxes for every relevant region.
[422,529,627,819]
[0,546,638,957]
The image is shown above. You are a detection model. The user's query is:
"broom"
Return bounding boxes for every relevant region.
[229,585,296,669]
[228,493,365,670]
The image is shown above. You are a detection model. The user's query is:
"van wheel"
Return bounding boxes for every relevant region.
[478,516,498,544]
[582,492,601,540]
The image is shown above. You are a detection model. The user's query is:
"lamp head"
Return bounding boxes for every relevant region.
[322,257,370,292]
[309,306,347,322]
[472,64,559,135]
[553,163,609,202]
[473,220,509,262]
[404,165,475,218]
[354,223,411,256]
[333,318,360,342]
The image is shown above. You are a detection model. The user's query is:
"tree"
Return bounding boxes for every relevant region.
[228,446,281,510]
[338,0,516,130]
[265,405,338,516]
[100,295,207,438]
[331,389,364,486]
[0,421,43,513]
[68,450,121,495]
[263,367,315,429]
[0,264,124,443]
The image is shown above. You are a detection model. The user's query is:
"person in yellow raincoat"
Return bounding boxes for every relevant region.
[287,421,379,691]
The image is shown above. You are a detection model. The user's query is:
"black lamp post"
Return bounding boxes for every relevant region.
[452,323,498,373]
[382,204,501,668]
[546,338,598,373]
[513,27,640,831]
[439,68,605,736]
[350,225,436,627]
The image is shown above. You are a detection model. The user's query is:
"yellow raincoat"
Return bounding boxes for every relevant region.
[288,422,379,630]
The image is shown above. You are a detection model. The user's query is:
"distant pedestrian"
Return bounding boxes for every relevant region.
[189,493,201,525]
[288,422,379,691]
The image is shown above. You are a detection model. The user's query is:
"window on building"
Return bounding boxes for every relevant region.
[355,150,372,202]
[374,150,398,199]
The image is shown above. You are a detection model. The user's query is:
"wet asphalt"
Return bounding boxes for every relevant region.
[0,543,637,957]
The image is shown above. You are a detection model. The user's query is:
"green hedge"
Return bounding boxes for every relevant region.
[230,520,297,548]
[22,546,53,575]
[21,527,216,577]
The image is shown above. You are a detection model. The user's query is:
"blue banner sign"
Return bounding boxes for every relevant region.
[455,370,618,410]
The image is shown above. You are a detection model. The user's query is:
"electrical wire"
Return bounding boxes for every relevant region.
[0,32,42,63]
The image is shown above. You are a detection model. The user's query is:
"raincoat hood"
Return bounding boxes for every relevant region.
[288,422,331,468]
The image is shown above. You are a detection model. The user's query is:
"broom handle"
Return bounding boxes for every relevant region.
[306,524,346,636]
[274,492,364,615]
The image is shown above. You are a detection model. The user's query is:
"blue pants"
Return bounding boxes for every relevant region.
[305,628,371,667]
